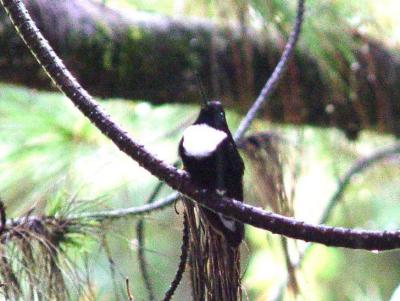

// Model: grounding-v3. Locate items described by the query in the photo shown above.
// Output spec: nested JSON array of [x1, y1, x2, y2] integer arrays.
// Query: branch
[[136, 182, 164, 301], [269, 142, 400, 300], [125, 278, 134, 301], [3, 0, 400, 251], [301, 142, 400, 255], [234, 0, 305, 140], [162, 213, 189, 301], [69, 193, 178, 221], [320, 143, 400, 224]]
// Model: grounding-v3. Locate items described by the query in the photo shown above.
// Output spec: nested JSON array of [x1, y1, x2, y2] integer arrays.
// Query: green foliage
[[0, 85, 94, 212], [0, 83, 196, 299]]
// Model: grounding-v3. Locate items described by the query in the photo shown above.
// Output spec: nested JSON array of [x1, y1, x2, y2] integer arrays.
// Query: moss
[[112, 25, 206, 102]]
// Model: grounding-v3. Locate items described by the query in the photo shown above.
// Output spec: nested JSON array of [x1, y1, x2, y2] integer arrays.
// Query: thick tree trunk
[[1, 0, 400, 137]]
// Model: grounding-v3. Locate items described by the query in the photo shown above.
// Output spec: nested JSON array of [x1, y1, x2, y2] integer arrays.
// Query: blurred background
[[0, 0, 400, 300]]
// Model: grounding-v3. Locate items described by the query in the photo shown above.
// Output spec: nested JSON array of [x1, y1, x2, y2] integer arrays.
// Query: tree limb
[[1, 0, 400, 136]]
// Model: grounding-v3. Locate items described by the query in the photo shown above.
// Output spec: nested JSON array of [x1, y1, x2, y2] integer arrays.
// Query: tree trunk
[[1, 0, 400, 137]]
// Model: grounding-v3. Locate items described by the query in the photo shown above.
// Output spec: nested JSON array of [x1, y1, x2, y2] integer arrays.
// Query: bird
[[178, 99, 245, 247]]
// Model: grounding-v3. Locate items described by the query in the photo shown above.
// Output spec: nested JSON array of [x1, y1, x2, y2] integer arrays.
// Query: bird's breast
[[181, 124, 227, 158]]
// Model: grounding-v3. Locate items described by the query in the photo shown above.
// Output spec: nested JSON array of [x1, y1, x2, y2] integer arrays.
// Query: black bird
[[178, 100, 245, 247]]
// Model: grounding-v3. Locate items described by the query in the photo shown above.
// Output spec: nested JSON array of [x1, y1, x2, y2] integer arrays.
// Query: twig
[[4, 0, 400, 251], [0, 192, 177, 228], [234, 0, 305, 140], [136, 182, 164, 301], [101, 234, 120, 301], [162, 213, 189, 301], [70, 192, 178, 221], [300, 142, 400, 255], [125, 277, 134, 301], [0, 201, 6, 234], [319, 143, 400, 225], [269, 143, 400, 300]]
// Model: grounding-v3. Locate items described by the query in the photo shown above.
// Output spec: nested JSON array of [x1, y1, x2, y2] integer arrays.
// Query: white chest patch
[[182, 124, 227, 158]]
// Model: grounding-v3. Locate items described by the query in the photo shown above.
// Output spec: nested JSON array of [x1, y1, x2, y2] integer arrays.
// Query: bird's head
[[195, 100, 228, 132]]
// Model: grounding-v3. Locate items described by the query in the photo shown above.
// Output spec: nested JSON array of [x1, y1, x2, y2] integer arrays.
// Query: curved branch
[[210, 195, 400, 251], [3, 0, 400, 251], [70, 192, 178, 221], [269, 143, 400, 300], [320, 143, 400, 224], [234, 0, 305, 140]]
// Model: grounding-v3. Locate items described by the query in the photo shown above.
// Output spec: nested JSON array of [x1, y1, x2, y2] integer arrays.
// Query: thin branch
[[101, 234, 121, 301], [162, 213, 189, 301], [125, 277, 134, 301], [0, 200, 6, 234], [136, 182, 164, 301], [234, 0, 305, 140], [0, 192, 177, 229], [320, 143, 400, 224], [300, 142, 400, 256], [270, 143, 400, 300], [3, 0, 400, 251], [70, 193, 178, 221]]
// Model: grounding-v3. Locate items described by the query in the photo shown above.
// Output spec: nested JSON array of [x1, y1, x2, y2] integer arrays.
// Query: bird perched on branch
[[179, 99, 245, 247]]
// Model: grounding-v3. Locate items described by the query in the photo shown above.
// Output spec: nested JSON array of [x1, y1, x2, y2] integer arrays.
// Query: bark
[[1, 0, 400, 137]]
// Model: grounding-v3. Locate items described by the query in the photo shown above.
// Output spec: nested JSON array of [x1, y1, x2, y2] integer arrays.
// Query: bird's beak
[[195, 72, 209, 109], [200, 96, 208, 109]]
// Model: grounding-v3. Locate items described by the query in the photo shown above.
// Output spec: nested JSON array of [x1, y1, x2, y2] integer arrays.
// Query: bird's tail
[[200, 207, 244, 248]]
